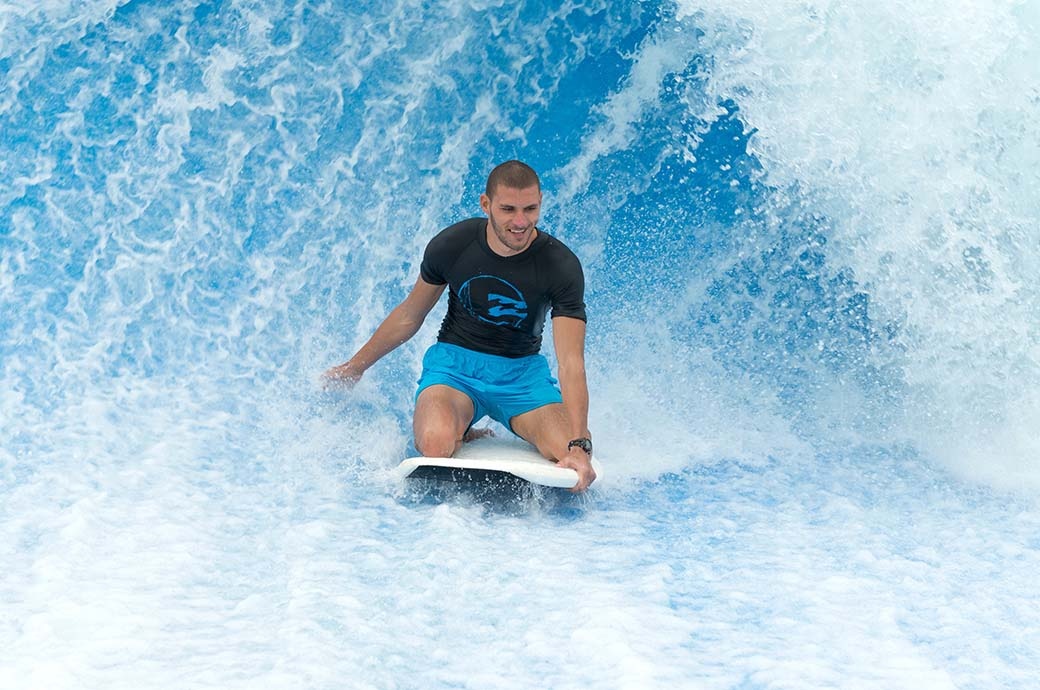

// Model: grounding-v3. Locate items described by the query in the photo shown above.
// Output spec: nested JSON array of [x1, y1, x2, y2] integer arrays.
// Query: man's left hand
[[557, 448, 596, 493]]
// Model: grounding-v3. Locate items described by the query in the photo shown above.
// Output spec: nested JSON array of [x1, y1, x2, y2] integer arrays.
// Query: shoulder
[[537, 231, 586, 318], [421, 218, 484, 284], [427, 217, 484, 252], [536, 231, 583, 272]]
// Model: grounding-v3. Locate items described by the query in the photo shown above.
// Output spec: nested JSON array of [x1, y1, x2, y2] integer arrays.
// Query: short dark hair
[[485, 160, 540, 198]]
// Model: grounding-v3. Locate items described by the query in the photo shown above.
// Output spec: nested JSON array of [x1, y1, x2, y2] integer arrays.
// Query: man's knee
[[415, 426, 458, 458], [414, 385, 473, 457]]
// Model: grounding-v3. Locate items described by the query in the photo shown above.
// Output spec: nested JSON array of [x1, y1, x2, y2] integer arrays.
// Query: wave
[[2, 0, 1037, 490]]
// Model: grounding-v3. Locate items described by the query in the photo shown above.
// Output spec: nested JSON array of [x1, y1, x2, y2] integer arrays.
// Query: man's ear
[[479, 193, 491, 215]]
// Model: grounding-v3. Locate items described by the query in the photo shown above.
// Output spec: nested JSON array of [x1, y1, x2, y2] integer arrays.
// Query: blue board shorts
[[415, 342, 562, 433]]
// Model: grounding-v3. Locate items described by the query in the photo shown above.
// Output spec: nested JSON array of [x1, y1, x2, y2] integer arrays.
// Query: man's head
[[481, 160, 542, 256], [485, 159, 540, 198]]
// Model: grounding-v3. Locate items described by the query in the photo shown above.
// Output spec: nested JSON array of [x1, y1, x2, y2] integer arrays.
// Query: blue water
[[3, 1, 1039, 688]]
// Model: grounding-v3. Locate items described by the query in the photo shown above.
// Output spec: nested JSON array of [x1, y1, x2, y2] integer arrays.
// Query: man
[[323, 160, 596, 492]]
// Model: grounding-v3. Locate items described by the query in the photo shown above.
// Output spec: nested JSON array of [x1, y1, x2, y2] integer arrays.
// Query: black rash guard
[[419, 217, 586, 358]]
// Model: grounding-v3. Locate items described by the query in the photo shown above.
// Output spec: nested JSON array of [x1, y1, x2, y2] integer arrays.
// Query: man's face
[[481, 184, 541, 256]]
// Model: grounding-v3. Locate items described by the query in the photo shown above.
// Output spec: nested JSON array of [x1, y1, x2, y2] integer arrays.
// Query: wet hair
[[485, 160, 541, 198]]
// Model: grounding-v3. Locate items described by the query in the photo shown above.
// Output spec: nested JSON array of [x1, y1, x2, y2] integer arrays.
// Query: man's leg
[[511, 403, 596, 492], [413, 384, 475, 457], [509, 403, 572, 461]]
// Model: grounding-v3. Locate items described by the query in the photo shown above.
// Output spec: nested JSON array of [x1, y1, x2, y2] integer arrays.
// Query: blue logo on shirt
[[459, 275, 528, 327]]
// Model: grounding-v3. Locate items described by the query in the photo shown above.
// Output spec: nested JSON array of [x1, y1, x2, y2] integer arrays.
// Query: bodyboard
[[396, 436, 600, 489]]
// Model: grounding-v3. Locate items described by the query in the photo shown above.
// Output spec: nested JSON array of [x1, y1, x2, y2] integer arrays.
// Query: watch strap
[[567, 437, 593, 455]]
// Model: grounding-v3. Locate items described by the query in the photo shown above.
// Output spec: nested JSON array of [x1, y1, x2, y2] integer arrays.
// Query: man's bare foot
[[462, 427, 495, 443]]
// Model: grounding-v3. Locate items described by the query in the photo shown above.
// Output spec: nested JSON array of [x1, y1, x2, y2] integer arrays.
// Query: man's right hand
[[321, 362, 363, 390]]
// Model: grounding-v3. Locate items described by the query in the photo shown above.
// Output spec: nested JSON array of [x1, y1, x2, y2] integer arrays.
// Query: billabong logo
[[459, 275, 528, 327]]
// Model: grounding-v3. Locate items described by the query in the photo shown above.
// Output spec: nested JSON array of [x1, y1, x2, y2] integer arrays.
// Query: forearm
[[341, 304, 423, 374], [324, 278, 445, 387], [558, 362, 590, 440]]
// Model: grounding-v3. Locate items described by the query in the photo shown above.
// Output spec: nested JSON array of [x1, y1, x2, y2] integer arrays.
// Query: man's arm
[[551, 316, 590, 439], [323, 277, 446, 387], [551, 315, 594, 491]]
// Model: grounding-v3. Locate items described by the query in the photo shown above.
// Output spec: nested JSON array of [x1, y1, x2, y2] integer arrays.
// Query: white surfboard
[[396, 435, 600, 489]]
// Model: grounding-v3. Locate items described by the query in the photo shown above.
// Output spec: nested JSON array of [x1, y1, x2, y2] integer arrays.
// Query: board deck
[[396, 435, 600, 489]]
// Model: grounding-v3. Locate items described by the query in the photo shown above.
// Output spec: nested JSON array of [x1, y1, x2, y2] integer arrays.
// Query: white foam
[[677, 0, 1040, 488]]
